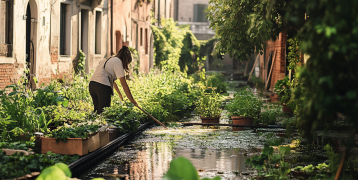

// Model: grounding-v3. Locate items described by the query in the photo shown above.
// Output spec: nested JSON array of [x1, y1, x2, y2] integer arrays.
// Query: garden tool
[[135, 105, 168, 129]]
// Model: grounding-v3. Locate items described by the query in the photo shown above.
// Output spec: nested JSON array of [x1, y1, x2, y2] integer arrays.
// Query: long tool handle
[[136, 106, 168, 129]]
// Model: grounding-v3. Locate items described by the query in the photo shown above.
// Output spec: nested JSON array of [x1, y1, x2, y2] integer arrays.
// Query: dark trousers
[[89, 81, 112, 114]]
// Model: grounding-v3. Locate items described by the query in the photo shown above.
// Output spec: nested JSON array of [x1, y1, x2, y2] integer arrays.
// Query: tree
[[207, 0, 285, 60]]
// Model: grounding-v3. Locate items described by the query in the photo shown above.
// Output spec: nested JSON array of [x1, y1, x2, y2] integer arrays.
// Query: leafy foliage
[[102, 102, 141, 133], [258, 110, 277, 125], [36, 163, 105, 180], [179, 30, 202, 74], [46, 124, 101, 142], [0, 150, 79, 179], [75, 50, 86, 74], [207, 0, 284, 59], [246, 144, 291, 178], [226, 89, 263, 118], [205, 72, 227, 93], [0, 141, 34, 151], [274, 76, 291, 105], [194, 92, 222, 118], [151, 18, 184, 71], [115, 70, 203, 124]]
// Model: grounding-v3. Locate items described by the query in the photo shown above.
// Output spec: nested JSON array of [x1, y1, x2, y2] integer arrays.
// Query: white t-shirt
[[90, 57, 125, 87]]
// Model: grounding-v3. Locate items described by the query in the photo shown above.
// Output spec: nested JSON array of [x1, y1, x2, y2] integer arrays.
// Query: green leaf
[[279, 146, 291, 155], [36, 166, 67, 180], [163, 157, 199, 180], [54, 163, 72, 177], [271, 154, 282, 164]]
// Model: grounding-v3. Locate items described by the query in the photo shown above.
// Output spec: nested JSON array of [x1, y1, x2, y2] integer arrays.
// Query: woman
[[89, 46, 137, 114]]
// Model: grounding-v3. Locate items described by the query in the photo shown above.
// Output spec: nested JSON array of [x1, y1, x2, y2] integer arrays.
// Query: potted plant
[[226, 89, 263, 129], [274, 76, 293, 113], [194, 92, 222, 123]]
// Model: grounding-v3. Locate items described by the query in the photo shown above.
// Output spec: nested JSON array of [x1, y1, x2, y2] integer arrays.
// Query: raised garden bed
[[41, 137, 89, 156]]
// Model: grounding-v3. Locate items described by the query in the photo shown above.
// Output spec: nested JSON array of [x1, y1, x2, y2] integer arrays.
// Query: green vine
[[287, 38, 300, 72], [75, 50, 86, 74]]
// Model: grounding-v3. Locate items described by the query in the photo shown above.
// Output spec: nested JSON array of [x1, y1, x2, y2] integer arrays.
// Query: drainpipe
[[110, 0, 113, 55]]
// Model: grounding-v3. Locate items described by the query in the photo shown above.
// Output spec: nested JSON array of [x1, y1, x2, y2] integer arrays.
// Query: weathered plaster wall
[[112, 0, 132, 54], [131, 0, 153, 73]]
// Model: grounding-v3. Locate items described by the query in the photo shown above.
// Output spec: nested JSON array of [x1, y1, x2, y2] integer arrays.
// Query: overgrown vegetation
[[208, 0, 358, 178]]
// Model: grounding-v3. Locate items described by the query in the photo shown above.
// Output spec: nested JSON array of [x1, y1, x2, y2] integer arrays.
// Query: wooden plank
[[265, 50, 277, 90], [247, 55, 260, 81]]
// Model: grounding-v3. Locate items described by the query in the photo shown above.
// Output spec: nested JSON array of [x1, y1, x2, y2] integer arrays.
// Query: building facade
[[174, 0, 215, 40], [0, 0, 174, 89]]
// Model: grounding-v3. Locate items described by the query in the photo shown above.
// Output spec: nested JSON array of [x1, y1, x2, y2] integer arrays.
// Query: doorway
[[81, 9, 89, 73], [26, 3, 35, 88]]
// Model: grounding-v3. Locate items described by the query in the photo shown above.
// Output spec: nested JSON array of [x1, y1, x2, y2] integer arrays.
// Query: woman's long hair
[[115, 46, 132, 74]]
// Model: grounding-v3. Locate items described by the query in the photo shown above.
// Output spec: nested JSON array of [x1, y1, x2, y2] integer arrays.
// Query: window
[[60, 3, 71, 56], [140, 28, 143, 46], [145, 28, 148, 54], [0, 0, 13, 57], [193, 4, 208, 22], [95, 11, 102, 54]]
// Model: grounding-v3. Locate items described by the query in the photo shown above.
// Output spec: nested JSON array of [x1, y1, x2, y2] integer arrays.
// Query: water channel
[[81, 114, 286, 180]]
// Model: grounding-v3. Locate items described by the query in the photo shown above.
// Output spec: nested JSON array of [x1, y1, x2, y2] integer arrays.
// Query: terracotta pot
[[282, 105, 293, 113], [41, 137, 88, 156], [272, 93, 279, 98], [231, 116, 253, 125], [231, 116, 253, 131], [270, 96, 280, 103], [200, 116, 220, 123]]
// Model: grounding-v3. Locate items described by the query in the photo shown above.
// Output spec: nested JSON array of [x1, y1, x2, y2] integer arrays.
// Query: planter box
[[99, 130, 109, 147], [109, 128, 122, 142], [41, 137, 88, 156], [88, 132, 100, 153], [1, 149, 34, 156], [200, 116, 220, 123]]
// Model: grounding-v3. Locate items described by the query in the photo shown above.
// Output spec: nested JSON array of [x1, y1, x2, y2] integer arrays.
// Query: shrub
[[226, 89, 262, 118], [206, 72, 227, 93], [194, 92, 222, 118]]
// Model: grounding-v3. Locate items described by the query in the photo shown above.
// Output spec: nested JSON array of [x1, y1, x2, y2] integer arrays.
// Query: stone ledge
[[59, 56, 72, 62], [0, 57, 14, 64]]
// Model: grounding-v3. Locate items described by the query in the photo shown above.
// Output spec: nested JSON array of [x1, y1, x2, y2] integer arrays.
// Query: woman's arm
[[118, 77, 138, 106], [113, 81, 124, 101]]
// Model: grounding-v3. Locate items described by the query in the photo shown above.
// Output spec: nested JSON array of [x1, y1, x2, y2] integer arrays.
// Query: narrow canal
[[81, 113, 286, 180]]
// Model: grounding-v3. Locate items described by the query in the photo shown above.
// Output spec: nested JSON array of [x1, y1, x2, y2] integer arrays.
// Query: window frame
[[59, 2, 72, 59], [0, 0, 14, 58], [94, 9, 102, 55]]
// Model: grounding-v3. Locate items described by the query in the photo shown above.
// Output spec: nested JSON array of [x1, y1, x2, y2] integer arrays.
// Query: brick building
[[0, 0, 174, 89], [244, 32, 288, 91]]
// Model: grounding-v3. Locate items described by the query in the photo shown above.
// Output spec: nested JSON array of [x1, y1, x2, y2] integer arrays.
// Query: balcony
[[177, 22, 215, 35]]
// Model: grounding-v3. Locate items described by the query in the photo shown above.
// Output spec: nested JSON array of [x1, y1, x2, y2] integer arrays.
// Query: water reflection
[[83, 140, 248, 180]]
